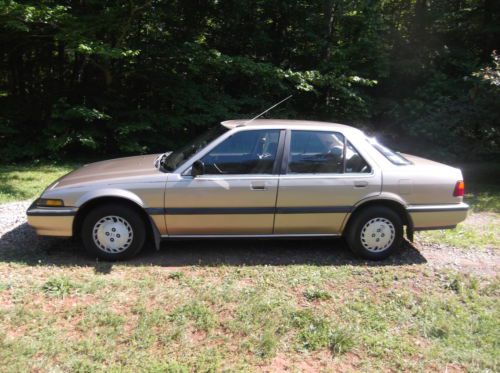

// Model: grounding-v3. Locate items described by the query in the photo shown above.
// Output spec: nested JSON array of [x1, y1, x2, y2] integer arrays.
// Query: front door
[[274, 130, 381, 234], [165, 128, 283, 235]]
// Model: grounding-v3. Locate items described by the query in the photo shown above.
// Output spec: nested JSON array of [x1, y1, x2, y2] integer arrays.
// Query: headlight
[[36, 198, 64, 207]]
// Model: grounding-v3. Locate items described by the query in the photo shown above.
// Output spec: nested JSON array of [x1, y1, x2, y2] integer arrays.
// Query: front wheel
[[346, 206, 403, 260], [81, 204, 146, 261]]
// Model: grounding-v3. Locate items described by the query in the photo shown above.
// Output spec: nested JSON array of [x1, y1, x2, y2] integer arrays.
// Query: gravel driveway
[[1, 200, 498, 275]]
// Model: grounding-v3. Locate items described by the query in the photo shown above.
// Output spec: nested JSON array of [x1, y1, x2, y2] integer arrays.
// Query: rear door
[[274, 129, 381, 234]]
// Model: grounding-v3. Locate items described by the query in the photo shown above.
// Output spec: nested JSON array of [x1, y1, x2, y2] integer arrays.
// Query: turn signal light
[[453, 181, 465, 197], [36, 198, 64, 207]]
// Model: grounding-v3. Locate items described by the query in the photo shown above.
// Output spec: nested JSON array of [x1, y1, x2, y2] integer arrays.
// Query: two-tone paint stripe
[[27, 204, 468, 217], [145, 206, 353, 215]]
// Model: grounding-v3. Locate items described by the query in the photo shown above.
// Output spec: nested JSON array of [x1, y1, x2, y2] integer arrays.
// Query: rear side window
[[345, 141, 371, 173], [287, 130, 370, 174], [368, 138, 411, 165], [288, 131, 345, 173]]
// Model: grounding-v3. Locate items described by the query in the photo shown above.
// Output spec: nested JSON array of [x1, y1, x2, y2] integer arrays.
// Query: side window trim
[[272, 129, 287, 175], [280, 129, 291, 175]]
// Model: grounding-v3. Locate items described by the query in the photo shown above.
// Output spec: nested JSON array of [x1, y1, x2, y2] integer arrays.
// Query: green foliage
[[0, 0, 499, 162]]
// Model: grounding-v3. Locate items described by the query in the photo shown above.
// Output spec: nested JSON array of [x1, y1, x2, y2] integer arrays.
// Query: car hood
[[53, 154, 162, 189]]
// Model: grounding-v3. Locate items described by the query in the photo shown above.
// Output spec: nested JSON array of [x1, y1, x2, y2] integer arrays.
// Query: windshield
[[161, 126, 228, 171], [367, 137, 412, 165]]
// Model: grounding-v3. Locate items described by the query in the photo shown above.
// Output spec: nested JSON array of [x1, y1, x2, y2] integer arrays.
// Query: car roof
[[221, 119, 363, 135]]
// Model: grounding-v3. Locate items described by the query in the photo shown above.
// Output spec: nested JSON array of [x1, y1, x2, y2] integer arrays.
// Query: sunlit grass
[[417, 215, 499, 250], [0, 164, 77, 204]]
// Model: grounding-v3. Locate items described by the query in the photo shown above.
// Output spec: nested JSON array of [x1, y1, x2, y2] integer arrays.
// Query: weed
[[303, 288, 332, 301], [256, 330, 278, 358], [168, 271, 184, 280], [42, 277, 77, 297], [170, 301, 216, 331], [328, 327, 355, 356], [290, 309, 354, 355]]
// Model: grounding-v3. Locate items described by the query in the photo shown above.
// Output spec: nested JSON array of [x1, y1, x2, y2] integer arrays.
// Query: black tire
[[81, 204, 146, 261], [346, 206, 403, 260]]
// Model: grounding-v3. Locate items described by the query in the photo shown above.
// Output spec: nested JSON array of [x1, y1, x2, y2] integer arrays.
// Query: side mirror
[[191, 160, 205, 177]]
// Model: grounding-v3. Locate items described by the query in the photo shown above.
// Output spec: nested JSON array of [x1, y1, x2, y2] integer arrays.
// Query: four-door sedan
[[27, 119, 469, 260]]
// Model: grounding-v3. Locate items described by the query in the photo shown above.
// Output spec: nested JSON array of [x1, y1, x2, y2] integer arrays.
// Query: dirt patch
[[465, 212, 499, 231], [415, 241, 499, 277], [260, 351, 360, 372]]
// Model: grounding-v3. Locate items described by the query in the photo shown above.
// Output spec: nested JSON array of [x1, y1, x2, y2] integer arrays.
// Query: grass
[[0, 265, 497, 372], [0, 163, 76, 203], [0, 162, 498, 371]]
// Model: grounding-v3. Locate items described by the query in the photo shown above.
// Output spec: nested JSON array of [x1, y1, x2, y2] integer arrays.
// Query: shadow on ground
[[0, 223, 427, 271]]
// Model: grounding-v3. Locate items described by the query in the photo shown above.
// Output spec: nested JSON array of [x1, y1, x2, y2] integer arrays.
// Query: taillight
[[453, 181, 465, 197]]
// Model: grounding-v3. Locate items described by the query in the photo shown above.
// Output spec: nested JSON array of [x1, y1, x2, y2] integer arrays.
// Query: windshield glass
[[162, 126, 228, 171], [367, 137, 412, 165]]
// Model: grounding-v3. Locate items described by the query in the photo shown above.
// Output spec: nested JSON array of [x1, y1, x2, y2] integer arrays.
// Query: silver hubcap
[[93, 216, 133, 254], [360, 217, 395, 252]]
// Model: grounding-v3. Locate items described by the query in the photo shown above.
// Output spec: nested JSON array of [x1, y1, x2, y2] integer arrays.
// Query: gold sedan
[[27, 120, 468, 260]]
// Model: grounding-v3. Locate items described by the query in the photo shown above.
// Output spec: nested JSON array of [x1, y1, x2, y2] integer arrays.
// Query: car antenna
[[242, 95, 293, 126]]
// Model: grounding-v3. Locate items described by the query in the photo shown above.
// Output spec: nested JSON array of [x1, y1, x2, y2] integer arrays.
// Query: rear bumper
[[407, 203, 469, 231], [26, 203, 77, 237]]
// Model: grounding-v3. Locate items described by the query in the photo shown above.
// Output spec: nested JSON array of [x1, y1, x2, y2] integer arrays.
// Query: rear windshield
[[367, 138, 412, 165]]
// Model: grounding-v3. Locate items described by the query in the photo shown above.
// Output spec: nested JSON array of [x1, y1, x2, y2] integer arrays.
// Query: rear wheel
[[81, 204, 146, 261], [346, 206, 403, 260]]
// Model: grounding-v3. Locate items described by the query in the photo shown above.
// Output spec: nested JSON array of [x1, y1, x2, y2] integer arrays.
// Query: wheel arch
[[343, 198, 414, 240], [73, 196, 160, 248]]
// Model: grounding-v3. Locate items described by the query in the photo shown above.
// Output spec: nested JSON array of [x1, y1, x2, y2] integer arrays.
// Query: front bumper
[[26, 202, 77, 237], [407, 202, 469, 231]]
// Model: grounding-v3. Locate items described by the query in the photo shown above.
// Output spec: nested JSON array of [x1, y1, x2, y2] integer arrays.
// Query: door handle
[[251, 182, 267, 190], [354, 181, 368, 188]]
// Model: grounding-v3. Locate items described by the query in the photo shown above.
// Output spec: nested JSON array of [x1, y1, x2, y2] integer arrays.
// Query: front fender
[[75, 188, 145, 208]]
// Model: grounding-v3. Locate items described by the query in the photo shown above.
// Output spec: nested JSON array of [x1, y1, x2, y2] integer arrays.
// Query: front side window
[[288, 131, 345, 173], [201, 129, 280, 174]]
